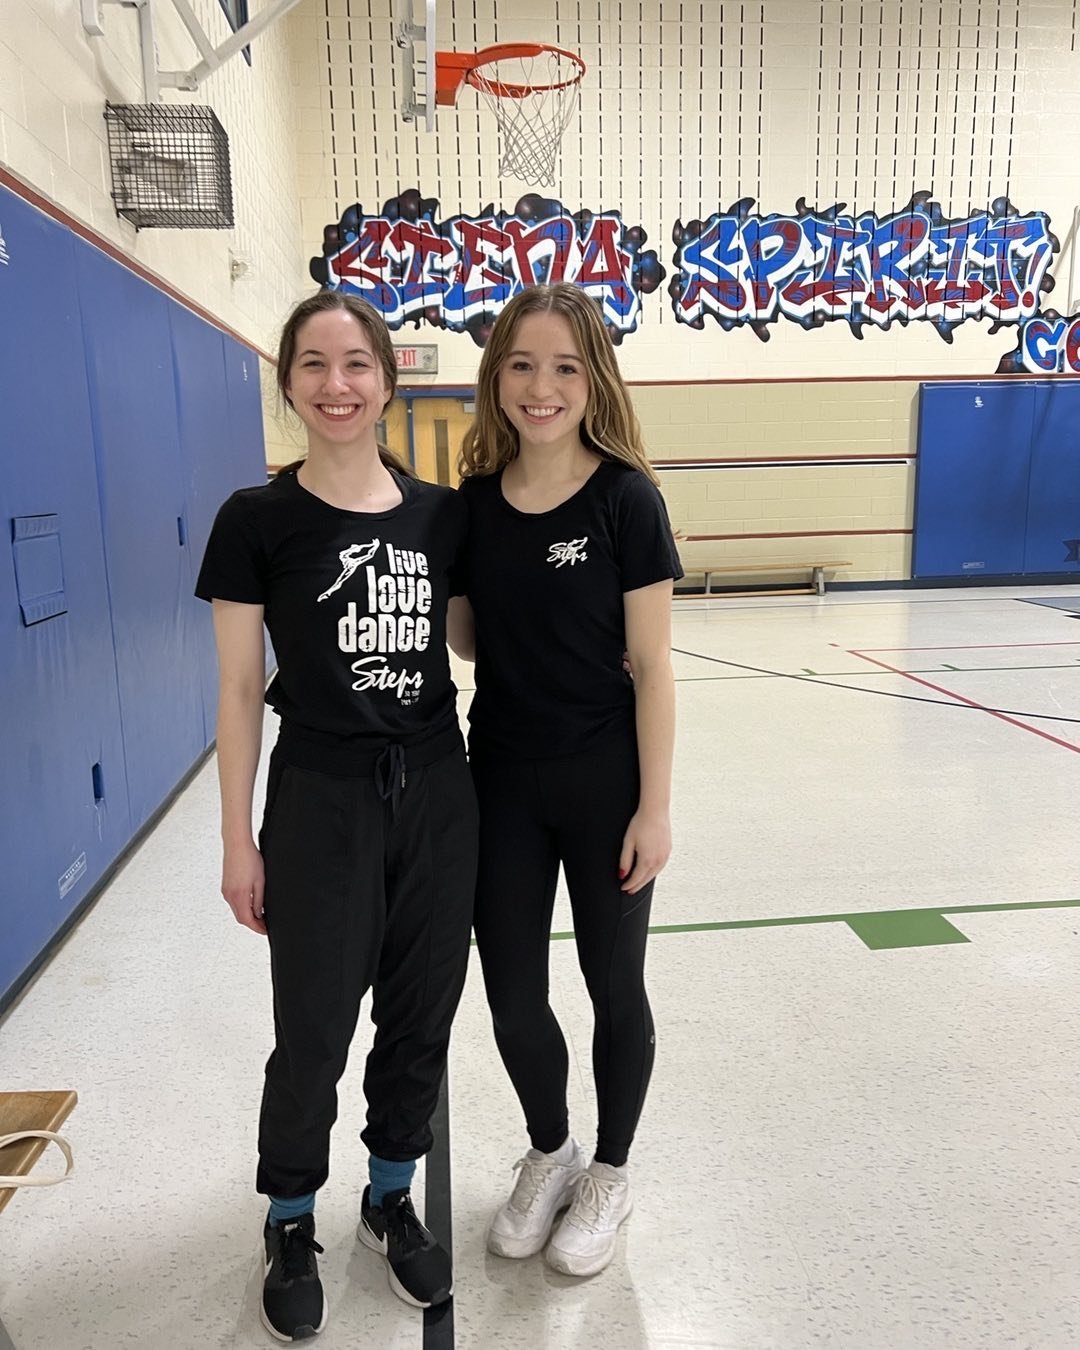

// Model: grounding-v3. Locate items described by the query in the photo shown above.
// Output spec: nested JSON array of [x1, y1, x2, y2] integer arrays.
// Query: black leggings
[[471, 733, 655, 1167]]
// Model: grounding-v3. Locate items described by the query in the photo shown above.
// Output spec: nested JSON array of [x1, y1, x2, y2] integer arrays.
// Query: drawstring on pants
[[375, 743, 406, 816]]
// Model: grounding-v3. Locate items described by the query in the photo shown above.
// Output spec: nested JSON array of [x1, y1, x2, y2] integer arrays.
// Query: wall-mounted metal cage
[[104, 103, 233, 229]]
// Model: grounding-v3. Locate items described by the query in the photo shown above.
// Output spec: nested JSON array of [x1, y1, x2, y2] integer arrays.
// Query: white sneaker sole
[[544, 1200, 634, 1278], [486, 1197, 575, 1259]]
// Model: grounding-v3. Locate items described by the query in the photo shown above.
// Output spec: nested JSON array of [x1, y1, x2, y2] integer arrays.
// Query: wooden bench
[[678, 559, 852, 598], [0, 1091, 77, 1350], [0, 1090, 77, 1214]]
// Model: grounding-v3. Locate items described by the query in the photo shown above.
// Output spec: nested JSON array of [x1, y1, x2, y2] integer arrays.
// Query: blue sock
[[267, 1192, 316, 1226], [368, 1155, 416, 1208]]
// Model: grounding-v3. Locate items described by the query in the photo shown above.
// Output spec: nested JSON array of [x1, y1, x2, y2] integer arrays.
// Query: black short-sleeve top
[[459, 459, 683, 758], [195, 469, 466, 748]]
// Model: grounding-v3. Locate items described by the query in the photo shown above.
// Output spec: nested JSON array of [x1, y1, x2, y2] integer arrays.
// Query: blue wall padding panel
[[169, 306, 233, 747], [914, 383, 1035, 579], [1023, 383, 1080, 575], [12, 515, 67, 623], [77, 246, 208, 832], [0, 180, 267, 1005], [0, 190, 131, 1002], [221, 333, 276, 679], [170, 316, 270, 740]]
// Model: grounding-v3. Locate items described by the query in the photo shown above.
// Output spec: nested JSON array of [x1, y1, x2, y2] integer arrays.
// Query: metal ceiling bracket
[[81, 0, 304, 100]]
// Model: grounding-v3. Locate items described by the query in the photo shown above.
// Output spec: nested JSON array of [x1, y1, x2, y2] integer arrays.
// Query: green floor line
[[845, 910, 969, 949], [543, 897, 1080, 951]]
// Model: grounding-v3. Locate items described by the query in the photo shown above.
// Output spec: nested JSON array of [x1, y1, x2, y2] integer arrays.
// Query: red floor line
[[847, 649, 1080, 755], [856, 641, 1080, 652]]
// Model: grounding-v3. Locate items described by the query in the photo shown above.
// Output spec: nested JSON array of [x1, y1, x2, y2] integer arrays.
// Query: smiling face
[[497, 312, 590, 456], [284, 308, 390, 450]]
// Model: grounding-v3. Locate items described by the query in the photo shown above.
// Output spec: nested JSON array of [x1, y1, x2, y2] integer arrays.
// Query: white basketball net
[[469, 49, 583, 187]]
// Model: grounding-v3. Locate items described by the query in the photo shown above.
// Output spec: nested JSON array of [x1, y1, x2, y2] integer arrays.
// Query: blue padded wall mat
[[1024, 382, 1080, 576], [221, 332, 275, 679], [76, 246, 208, 833], [0, 187, 130, 1000], [1, 184, 269, 1007], [170, 307, 235, 748], [913, 382, 1036, 579]]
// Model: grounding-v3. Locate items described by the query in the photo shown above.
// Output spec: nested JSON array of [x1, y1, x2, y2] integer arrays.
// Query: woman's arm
[[620, 579, 676, 895], [447, 595, 476, 662], [212, 598, 269, 934]]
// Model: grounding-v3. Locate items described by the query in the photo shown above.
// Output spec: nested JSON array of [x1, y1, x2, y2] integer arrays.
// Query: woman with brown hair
[[197, 292, 477, 1341], [450, 283, 681, 1278]]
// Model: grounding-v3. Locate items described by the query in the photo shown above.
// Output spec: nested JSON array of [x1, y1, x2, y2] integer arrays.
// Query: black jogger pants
[[255, 738, 478, 1199]]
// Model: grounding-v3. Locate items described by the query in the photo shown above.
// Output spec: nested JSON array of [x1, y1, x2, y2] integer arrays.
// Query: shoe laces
[[278, 1221, 324, 1282], [385, 1193, 430, 1255], [564, 1170, 623, 1234], [508, 1152, 570, 1213]]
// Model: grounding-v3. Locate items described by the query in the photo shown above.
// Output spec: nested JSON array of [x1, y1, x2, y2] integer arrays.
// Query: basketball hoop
[[435, 43, 586, 186]]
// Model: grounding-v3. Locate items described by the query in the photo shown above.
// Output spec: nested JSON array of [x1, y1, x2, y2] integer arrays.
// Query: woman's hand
[[221, 838, 267, 935], [618, 808, 671, 895]]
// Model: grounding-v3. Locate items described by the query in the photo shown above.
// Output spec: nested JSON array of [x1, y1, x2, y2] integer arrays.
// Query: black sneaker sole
[[357, 1217, 453, 1309]]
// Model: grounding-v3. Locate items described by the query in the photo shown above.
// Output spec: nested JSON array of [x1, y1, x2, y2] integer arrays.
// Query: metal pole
[[187, 0, 306, 86], [137, 0, 158, 102]]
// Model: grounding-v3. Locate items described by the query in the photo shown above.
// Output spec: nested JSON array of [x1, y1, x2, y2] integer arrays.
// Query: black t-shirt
[[460, 459, 683, 758], [195, 469, 465, 747]]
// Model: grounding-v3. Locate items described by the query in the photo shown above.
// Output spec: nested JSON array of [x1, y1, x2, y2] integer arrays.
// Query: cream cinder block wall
[[643, 381, 916, 582], [292, 0, 1079, 384], [289, 0, 1077, 581], [0, 0, 309, 379]]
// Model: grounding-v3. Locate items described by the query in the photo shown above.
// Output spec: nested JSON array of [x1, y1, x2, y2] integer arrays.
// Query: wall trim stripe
[[682, 528, 913, 541], [656, 457, 912, 469], [628, 372, 1080, 387], [655, 453, 913, 464], [0, 164, 275, 364]]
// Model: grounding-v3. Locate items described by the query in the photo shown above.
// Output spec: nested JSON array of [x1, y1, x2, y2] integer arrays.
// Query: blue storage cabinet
[[0, 193, 130, 1000], [914, 379, 1080, 579]]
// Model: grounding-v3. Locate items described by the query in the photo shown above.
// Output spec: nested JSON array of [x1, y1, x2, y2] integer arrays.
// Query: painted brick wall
[[0, 0, 307, 356]]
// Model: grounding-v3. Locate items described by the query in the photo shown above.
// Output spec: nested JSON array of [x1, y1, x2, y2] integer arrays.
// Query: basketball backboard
[[394, 0, 436, 133]]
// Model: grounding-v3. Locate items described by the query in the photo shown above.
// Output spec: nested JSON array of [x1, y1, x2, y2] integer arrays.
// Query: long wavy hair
[[458, 284, 659, 486], [274, 290, 414, 479]]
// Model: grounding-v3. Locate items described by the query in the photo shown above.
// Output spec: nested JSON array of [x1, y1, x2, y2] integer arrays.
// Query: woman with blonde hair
[[449, 283, 680, 1277]]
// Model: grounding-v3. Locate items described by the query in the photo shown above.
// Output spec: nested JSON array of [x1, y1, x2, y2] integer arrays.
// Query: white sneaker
[[545, 1160, 633, 1276], [486, 1140, 587, 1258]]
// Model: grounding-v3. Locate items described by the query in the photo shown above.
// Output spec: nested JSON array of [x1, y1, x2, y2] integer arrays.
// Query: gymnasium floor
[[3, 584, 1079, 1350]]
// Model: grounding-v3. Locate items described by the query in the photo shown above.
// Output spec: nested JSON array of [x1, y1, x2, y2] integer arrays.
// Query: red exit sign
[[394, 344, 438, 373]]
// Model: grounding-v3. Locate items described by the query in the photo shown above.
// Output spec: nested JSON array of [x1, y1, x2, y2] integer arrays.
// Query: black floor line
[[670, 647, 1080, 724], [423, 1069, 454, 1350]]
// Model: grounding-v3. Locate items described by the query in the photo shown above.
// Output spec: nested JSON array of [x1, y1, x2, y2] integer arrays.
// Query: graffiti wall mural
[[997, 312, 1080, 375], [311, 189, 1074, 372], [670, 192, 1058, 342], [310, 191, 665, 347]]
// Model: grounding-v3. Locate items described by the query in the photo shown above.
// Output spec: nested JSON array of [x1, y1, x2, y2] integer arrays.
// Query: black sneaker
[[357, 1185, 453, 1308], [260, 1213, 327, 1342]]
